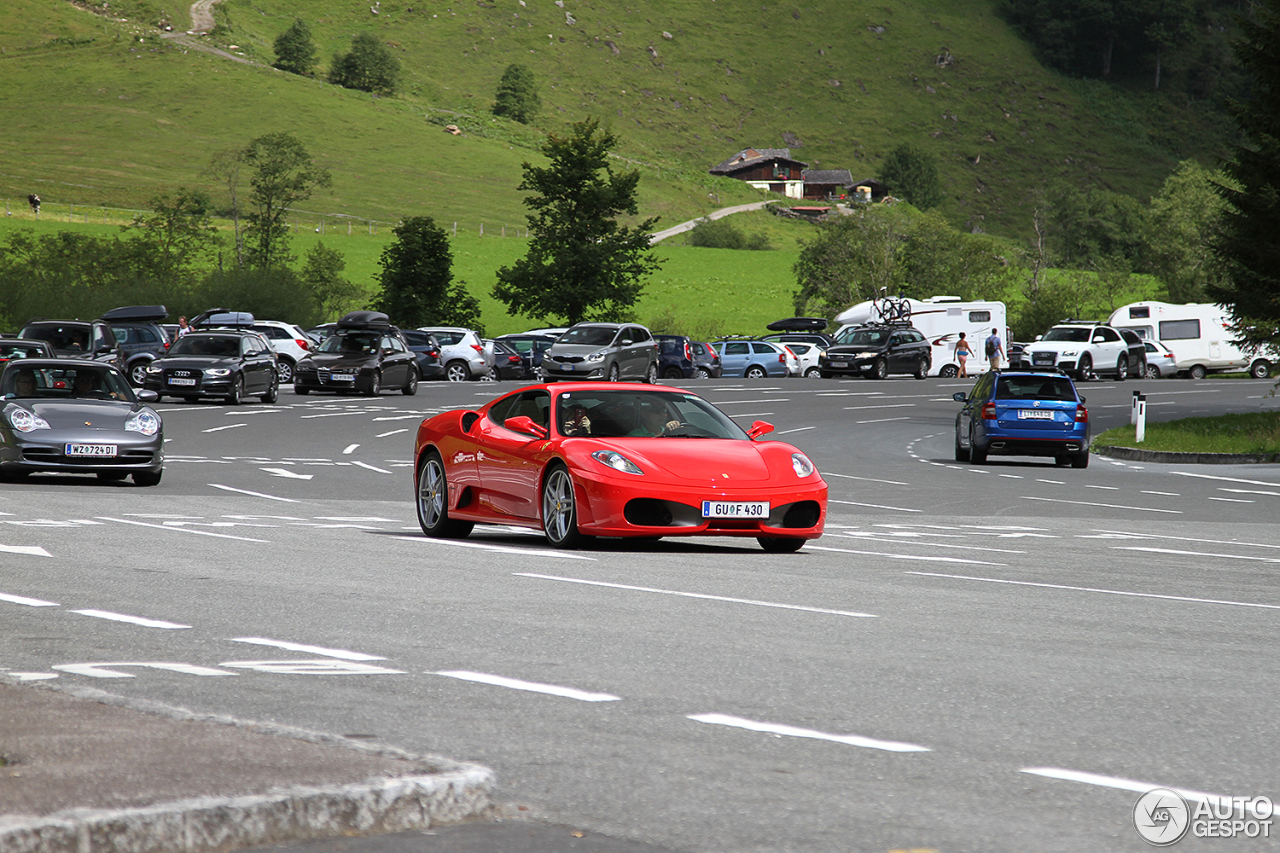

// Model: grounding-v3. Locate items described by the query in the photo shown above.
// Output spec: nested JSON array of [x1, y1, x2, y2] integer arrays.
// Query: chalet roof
[[709, 147, 808, 174], [802, 169, 854, 185], [851, 177, 889, 191]]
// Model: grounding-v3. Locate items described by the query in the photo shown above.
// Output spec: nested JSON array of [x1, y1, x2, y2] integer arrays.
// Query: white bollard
[[1131, 390, 1141, 425], [1135, 393, 1147, 443]]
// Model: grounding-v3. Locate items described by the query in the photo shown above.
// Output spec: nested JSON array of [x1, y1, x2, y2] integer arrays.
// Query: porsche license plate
[[167, 377, 196, 386], [702, 501, 768, 519], [1018, 410, 1054, 420], [65, 443, 117, 457]]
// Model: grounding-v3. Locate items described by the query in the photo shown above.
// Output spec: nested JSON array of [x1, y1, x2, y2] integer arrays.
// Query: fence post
[[1130, 390, 1141, 425], [1135, 393, 1147, 443], [479, 222, 484, 236]]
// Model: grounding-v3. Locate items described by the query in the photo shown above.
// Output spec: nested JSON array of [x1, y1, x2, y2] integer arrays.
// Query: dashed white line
[[231, 637, 385, 661], [829, 499, 921, 513], [203, 424, 247, 433], [0, 544, 52, 557], [0, 592, 59, 607], [1022, 767, 1227, 805], [71, 610, 190, 629], [98, 515, 272, 541], [907, 571, 1280, 610], [208, 485, 300, 504], [1023, 496, 1181, 513], [435, 671, 620, 702], [350, 460, 392, 474], [398, 536, 595, 560], [688, 714, 930, 753], [376, 429, 410, 438]]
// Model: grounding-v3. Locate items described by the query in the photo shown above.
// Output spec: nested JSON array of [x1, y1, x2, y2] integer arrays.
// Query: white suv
[[252, 320, 314, 384], [1021, 321, 1131, 381], [418, 326, 493, 381]]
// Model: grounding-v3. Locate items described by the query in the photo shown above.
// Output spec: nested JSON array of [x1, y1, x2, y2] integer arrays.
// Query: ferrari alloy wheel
[[416, 452, 473, 538], [403, 367, 419, 396], [758, 536, 804, 553], [226, 376, 243, 405], [542, 465, 586, 548]]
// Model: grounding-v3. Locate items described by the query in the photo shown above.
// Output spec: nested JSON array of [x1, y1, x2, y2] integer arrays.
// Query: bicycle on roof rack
[[871, 289, 912, 324]]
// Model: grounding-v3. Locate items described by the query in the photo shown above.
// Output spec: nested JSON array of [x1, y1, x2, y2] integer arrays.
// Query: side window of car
[[751, 342, 775, 355], [725, 342, 749, 356], [632, 327, 652, 343]]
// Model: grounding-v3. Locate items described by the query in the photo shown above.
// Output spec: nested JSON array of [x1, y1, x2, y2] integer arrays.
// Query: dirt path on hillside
[[160, 0, 254, 65], [188, 0, 222, 33]]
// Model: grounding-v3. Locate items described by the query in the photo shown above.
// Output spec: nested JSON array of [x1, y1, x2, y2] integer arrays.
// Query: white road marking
[[301, 411, 369, 419], [350, 460, 392, 474], [376, 429, 410, 437], [1023, 496, 1181, 513], [0, 544, 51, 557], [1084, 484, 1119, 490], [1219, 487, 1280, 496], [1140, 490, 1180, 496], [1092, 529, 1280, 551], [1113, 546, 1280, 564], [98, 515, 272, 541], [343, 444, 359, 454], [231, 637, 386, 661], [315, 516, 398, 522], [839, 532, 1024, 554], [372, 415, 425, 422], [0, 592, 59, 607], [208, 484, 300, 504], [829, 499, 921, 513], [855, 416, 912, 424], [775, 426, 816, 435], [1022, 767, 1227, 805], [1036, 479, 1065, 485], [515, 573, 876, 617], [810, 544, 1001, 565], [1208, 496, 1253, 503], [70, 610, 191, 629], [824, 472, 909, 486], [398, 536, 595, 560], [53, 662, 234, 678], [221, 659, 405, 675], [907, 571, 1280, 610], [202, 423, 247, 433], [260, 468, 314, 480], [1173, 471, 1280, 487], [435, 670, 620, 702], [688, 714, 930, 753], [842, 403, 916, 410]]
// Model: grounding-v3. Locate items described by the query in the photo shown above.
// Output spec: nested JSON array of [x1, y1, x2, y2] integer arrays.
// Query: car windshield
[[3, 365, 134, 401], [1041, 327, 1092, 343], [168, 335, 242, 357], [20, 325, 91, 350], [320, 331, 380, 354], [554, 390, 748, 439], [994, 376, 1076, 400], [0, 343, 45, 360], [559, 327, 617, 346], [834, 328, 888, 347]]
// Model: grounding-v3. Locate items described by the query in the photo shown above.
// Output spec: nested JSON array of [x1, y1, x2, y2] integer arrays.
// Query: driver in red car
[[628, 402, 680, 437]]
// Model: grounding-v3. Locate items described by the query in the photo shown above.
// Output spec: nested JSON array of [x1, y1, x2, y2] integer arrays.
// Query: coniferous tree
[[1210, 0, 1280, 349], [273, 19, 317, 77], [492, 64, 541, 124], [329, 32, 401, 95], [374, 217, 480, 329]]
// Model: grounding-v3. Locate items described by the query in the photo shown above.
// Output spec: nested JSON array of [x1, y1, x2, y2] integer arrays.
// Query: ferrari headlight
[[9, 408, 51, 432], [205, 368, 231, 377], [125, 410, 160, 436], [591, 449, 643, 475], [586, 350, 607, 363], [791, 452, 815, 478]]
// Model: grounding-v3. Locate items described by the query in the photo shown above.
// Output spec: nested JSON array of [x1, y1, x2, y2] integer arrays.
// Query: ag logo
[[1134, 788, 1191, 846]]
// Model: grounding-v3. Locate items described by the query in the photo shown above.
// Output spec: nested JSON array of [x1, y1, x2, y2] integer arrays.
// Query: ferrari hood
[[598, 438, 773, 482]]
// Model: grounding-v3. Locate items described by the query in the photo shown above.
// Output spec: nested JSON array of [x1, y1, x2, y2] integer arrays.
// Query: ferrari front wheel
[[758, 536, 804, 553], [416, 452, 473, 539], [541, 464, 589, 549]]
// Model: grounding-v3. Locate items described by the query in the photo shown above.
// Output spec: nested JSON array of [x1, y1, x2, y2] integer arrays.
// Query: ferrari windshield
[[834, 328, 889, 347], [554, 390, 748, 439]]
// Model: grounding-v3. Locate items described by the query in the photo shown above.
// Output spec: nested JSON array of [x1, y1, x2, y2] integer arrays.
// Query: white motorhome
[[833, 296, 1008, 377], [1107, 301, 1274, 379]]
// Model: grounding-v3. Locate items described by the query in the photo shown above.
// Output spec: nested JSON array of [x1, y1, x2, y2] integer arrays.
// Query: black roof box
[[336, 311, 394, 330], [767, 316, 828, 332], [100, 305, 168, 323]]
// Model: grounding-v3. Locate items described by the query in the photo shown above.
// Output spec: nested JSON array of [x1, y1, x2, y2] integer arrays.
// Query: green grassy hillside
[[0, 0, 1229, 240]]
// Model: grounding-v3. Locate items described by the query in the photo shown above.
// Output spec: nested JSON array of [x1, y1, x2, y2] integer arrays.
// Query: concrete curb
[[0, 767, 494, 853], [1092, 445, 1280, 464]]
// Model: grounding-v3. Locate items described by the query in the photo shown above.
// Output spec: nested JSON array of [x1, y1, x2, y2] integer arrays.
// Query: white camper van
[[1107, 301, 1274, 379], [833, 296, 1008, 377]]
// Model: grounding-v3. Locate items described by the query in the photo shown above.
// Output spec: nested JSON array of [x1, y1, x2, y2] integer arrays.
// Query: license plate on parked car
[[167, 377, 196, 386], [65, 444, 117, 457], [701, 501, 768, 519], [1018, 410, 1054, 419], [328, 374, 356, 382], [829, 361, 847, 368]]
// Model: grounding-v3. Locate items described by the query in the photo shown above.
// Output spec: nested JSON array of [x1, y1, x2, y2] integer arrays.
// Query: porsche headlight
[[791, 452, 815, 478], [125, 410, 161, 436], [205, 368, 231, 377], [591, 449, 643, 475], [586, 350, 608, 363], [9, 409, 51, 432]]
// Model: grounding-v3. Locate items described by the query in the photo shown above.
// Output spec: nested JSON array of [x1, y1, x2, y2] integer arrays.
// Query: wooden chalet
[[801, 169, 854, 200], [709, 148, 808, 199], [848, 178, 891, 203]]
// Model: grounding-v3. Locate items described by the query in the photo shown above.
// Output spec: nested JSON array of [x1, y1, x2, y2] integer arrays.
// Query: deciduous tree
[[492, 64, 541, 124], [273, 19, 317, 77], [239, 132, 332, 271], [1145, 160, 1229, 303], [329, 32, 400, 95], [374, 216, 480, 330], [879, 144, 943, 210], [493, 118, 660, 325]]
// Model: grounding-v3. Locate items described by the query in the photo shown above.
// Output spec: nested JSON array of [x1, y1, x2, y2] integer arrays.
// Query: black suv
[[17, 318, 124, 371], [143, 319, 279, 405], [819, 323, 931, 379], [293, 311, 419, 396], [100, 305, 172, 386]]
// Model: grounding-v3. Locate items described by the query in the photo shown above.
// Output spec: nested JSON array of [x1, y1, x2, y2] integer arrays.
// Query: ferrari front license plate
[[65, 444, 117, 457], [168, 377, 196, 386], [1018, 410, 1054, 420], [702, 501, 768, 519]]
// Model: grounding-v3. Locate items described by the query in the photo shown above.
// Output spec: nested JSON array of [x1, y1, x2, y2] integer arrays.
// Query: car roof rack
[[336, 310, 395, 331]]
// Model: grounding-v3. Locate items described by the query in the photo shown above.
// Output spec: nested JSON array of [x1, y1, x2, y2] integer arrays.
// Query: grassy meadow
[[1094, 413, 1280, 455]]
